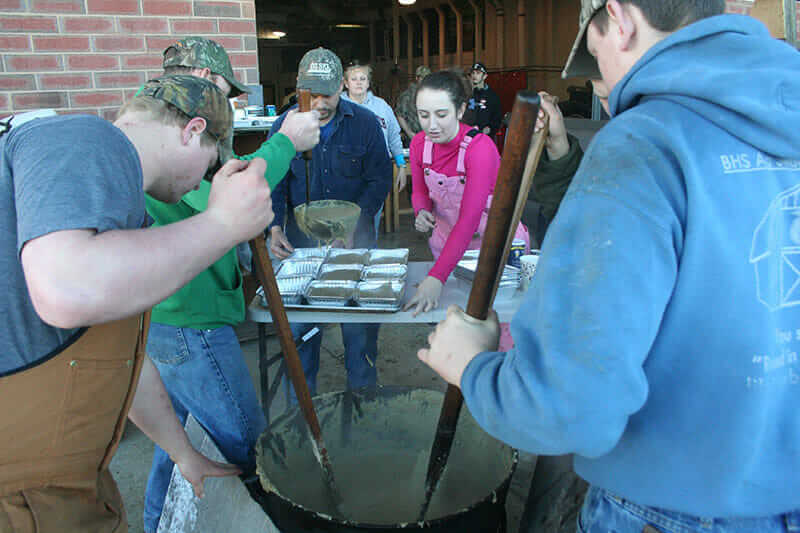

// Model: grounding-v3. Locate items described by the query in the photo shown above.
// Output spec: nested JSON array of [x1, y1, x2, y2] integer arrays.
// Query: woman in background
[[342, 60, 407, 236]]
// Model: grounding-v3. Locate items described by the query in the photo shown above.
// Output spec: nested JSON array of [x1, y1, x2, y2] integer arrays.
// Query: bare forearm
[[23, 210, 238, 328], [128, 357, 194, 463]]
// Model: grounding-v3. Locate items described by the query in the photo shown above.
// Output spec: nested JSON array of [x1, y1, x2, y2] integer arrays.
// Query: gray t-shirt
[[0, 114, 144, 375]]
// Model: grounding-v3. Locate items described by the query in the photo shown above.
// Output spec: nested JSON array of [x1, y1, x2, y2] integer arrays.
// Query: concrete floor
[[111, 212, 536, 532]]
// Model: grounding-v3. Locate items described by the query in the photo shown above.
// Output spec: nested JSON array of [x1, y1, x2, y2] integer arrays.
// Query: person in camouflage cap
[[0, 69, 275, 533], [163, 36, 250, 98], [140, 46, 323, 533], [137, 74, 234, 166], [395, 64, 431, 141]]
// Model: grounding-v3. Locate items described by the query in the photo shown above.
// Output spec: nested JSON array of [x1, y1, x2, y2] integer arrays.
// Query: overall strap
[[0, 115, 13, 139], [422, 135, 434, 165], [456, 128, 480, 174]]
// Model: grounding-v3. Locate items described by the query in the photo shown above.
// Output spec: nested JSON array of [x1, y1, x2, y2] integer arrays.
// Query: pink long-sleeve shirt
[[410, 123, 501, 283]]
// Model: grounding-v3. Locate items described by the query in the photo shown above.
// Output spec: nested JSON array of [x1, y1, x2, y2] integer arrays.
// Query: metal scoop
[[294, 199, 361, 243]]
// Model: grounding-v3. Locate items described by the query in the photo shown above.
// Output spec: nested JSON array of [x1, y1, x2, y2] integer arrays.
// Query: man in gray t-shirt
[[0, 114, 144, 373], [0, 75, 276, 530]]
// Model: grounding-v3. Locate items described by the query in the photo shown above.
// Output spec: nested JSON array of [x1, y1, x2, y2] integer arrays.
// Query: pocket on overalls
[[57, 358, 134, 454], [22, 482, 124, 533]]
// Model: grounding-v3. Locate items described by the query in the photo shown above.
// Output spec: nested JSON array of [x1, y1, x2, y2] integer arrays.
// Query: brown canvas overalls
[[0, 313, 149, 532]]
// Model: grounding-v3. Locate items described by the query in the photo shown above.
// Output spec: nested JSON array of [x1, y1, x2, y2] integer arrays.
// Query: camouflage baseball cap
[[562, 0, 606, 79], [138, 75, 234, 164], [162, 36, 250, 98], [296, 47, 343, 96]]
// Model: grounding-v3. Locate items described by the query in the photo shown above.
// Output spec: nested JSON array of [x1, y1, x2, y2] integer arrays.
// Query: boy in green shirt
[[143, 37, 320, 533]]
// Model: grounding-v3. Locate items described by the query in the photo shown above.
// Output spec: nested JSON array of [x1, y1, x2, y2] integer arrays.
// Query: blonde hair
[[344, 60, 373, 85], [117, 96, 217, 148]]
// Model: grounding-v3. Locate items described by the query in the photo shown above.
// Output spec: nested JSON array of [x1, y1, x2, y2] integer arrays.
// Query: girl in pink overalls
[[404, 70, 528, 350]]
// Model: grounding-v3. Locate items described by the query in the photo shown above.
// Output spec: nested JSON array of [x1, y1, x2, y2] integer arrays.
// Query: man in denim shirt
[[269, 47, 392, 395]]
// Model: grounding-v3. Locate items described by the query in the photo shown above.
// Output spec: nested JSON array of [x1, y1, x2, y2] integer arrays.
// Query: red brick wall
[[726, 0, 800, 40], [0, 0, 257, 119]]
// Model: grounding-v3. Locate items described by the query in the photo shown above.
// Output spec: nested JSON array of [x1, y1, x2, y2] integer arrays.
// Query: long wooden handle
[[249, 237, 344, 515], [297, 90, 312, 207], [249, 239, 321, 438], [466, 91, 541, 318], [420, 91, 542, 521], [491, 113, 549, 303], [297, 89, 313, 161]]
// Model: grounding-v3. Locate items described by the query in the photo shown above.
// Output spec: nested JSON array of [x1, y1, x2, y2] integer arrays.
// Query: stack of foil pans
[[305, 280, 357, 307], [265, 247, 410, 310], [453, 250, 520, 298]]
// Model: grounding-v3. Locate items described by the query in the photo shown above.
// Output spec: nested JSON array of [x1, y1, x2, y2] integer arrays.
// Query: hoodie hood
[[609, 15, 800, 159]]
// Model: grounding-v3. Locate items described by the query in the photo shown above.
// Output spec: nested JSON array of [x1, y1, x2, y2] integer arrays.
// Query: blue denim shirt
[[267, 98, 392, 249]]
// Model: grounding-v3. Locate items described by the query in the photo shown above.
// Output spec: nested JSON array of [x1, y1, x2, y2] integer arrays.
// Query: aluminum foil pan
[[317, 264, 363, 282], [324, 248, 369, 265], [496, 278, 520, 300], [362, 264, 408, 281], [256, 276, 313, 306], [276, 259, 323, 278], [367, 248, 409, 266], [454, 259, 520, 283], [452, 276, 519, 300], [355, 280, 405, 310], [305, 280, 357, 307], [288, 247, 329, 261]]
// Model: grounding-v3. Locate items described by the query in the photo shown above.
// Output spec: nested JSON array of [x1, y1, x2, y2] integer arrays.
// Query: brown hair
[[163, 65, 195, 76], [416, 69, 469, 110], [592, 0, 725, 34]]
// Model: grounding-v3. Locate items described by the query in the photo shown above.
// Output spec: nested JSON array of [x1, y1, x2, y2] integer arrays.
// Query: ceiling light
[[398, 0, 416, 5], [335, 23, 367, 29], [262, 30, 285, 39]]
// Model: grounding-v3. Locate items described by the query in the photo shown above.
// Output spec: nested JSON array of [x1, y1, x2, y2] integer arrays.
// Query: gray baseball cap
[[562, 0, 606, 79], [296, 47, 343, 96]]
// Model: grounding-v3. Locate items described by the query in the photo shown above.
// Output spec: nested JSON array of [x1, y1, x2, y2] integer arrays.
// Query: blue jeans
[[287, 322, 380, 399], [374, 204, 384, 239], [142, 323, 267, 533], [579, 486, 800, 533]]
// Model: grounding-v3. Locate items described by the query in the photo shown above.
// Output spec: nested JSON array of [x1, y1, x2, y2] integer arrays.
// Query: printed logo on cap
[[308, 62, 333, 76]]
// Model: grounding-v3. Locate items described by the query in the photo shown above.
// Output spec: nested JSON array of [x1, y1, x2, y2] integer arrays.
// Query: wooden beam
[[402, 14, 415, 77], [496, 3, 504, 68], [467, 0, 482, 63], [448, 0, 464, 68], [517, 0, 526, 66], [393, 2, 400, 66], [419, 11, 430, 68], [369, 20, 376, 64], [434, 4, 446, 69], [749, 0, 794, 39]]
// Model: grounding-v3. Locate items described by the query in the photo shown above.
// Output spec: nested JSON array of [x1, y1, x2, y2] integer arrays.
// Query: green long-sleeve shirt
[[146, 133, 295, 329], [533, 133, 583, 227]]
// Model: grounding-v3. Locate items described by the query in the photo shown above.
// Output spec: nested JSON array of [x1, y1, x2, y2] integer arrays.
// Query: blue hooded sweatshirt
[[461, 15, 800, 517]]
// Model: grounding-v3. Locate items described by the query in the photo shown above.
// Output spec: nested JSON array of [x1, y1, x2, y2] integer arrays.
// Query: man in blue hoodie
[[418, 1, 800, 531]]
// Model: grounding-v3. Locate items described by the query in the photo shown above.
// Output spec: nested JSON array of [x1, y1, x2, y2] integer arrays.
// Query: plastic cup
[[519, 252, 540, 291]]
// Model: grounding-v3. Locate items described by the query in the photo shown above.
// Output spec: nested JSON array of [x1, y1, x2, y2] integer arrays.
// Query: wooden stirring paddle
[[419, 91, 547, 522]]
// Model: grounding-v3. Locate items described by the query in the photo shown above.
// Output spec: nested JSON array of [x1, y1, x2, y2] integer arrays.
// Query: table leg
[[393, 165, 401, 232], [258, 323, 270, 417], [384, 194, 392, 233]]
